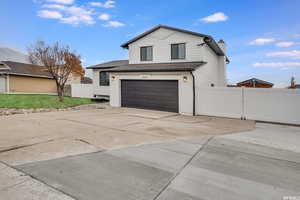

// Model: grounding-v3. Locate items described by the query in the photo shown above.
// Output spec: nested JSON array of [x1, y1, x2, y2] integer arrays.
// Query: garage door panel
[[125, 99, 178, 106], [123, 93, 178, 100], [121, 80, 179, 113]]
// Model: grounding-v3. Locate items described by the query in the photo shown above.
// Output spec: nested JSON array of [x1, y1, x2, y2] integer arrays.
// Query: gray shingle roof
[[121, 25, 211, 48], [0, 61, 53, 78], [237, 78, 274, 86], [103, 61, 206, 72], [87, 60, 129, 69]]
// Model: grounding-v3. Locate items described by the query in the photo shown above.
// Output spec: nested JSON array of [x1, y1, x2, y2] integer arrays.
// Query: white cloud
[[275, 41, 294, 47], [37, 1, 119, 26], [43, 4, 66, 9], [38, 10, 62, 19], [61, 15, 94, 25], [98, 13, 110, 20], [103, 20, 124, 27], [102, 0, 115, 8], [266, 50, 300, 59], [41, 4, 95, 25], [253, 62, 300, 68], [89, 0, 115, 8], [294, 34, 300, 38], [249, 38, 275, 45], [47, 0, 74, 4], [200, 12, 228, 23], [89, 2, 102, 6]]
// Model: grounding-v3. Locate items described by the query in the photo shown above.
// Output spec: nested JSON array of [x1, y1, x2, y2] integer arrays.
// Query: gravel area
[[0, 103, 109, 116]]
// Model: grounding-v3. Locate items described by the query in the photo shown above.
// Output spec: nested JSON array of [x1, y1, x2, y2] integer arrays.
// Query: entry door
[[0, 76, 6, 93], [121, 80, 179, 113]]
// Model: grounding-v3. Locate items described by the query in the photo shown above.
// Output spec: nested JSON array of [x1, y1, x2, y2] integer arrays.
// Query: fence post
[[241, 87, 245, 120]]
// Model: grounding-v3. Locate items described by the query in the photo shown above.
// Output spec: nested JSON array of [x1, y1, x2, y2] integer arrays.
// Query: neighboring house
[[0, 47, 82, 85], [87, 25, 228, 115], [0, 61, 83, 94], [237, 78, 274, 88], [0, 61, 57, 94], [227, 84, 238, 87], [288, 84, 300, 89], [81, 76, 93, 84], [0, 46, 82, 94], [65, 72, 82, 85]]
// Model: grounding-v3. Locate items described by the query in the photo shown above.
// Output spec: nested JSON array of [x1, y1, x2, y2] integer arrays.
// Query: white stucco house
[[87, 25, 229, 115]]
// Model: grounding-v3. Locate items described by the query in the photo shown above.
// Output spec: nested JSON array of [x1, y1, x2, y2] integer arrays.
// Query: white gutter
[[8, 73, 53, 79]]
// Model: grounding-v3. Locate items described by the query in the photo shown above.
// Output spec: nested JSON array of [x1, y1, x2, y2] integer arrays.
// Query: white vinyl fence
[[196, 87, 300, 125], [71, 84, 93, 98]]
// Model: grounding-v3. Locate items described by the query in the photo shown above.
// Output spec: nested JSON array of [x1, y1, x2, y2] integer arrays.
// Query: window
[[140, 46, 153, 61], [99, 71, 109, 86], [171, 43, 186, 59]]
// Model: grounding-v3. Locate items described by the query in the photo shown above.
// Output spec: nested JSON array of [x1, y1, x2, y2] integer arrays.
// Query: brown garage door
[[121, 80, 179, 113]]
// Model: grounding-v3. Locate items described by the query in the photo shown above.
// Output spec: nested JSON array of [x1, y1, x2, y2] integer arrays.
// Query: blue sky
[[1, 0, 300, 87]]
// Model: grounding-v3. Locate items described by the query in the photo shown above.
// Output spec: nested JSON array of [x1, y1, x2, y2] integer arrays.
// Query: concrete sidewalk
[[13, 123, 300, 200]]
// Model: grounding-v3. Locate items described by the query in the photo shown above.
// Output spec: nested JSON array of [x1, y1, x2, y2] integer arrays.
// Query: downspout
[[190, 71, 195, 116]]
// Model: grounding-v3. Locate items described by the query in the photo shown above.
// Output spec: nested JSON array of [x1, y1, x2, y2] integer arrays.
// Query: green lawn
[[0, 94, 94, 109]]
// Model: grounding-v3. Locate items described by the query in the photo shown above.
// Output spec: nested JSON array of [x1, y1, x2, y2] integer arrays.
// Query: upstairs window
[[171, 43, 186, 59], [99, 71, 109, 86], [140, 46, 153, 61]]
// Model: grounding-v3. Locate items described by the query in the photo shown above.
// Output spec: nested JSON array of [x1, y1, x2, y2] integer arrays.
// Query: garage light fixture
[[183, 76, 188, 82]]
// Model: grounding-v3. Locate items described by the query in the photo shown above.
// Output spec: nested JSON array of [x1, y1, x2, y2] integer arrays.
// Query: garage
[[121, 80, 179, 112]]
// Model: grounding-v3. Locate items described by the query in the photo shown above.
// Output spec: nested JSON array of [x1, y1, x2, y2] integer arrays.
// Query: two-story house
[[87, 25, 229, 115]]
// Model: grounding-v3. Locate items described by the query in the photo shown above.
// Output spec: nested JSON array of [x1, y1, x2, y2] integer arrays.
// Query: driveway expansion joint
[[210, 141, 300, 165], [0, 160, 78, 200], [152, 136, 214, 200], [0, 139, 56, 154]]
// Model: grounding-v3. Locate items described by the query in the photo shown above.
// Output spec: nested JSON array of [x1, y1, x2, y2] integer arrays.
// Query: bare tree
[[28, 41, 84, 101], [290, 76, 296, 89]]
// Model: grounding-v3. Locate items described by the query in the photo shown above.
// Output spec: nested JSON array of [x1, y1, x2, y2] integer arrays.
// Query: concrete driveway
[[1, 108, 299, 199], [0, 107, 253, 165]]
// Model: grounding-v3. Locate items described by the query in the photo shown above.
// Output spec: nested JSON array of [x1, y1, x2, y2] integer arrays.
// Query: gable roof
[[87, 60, 129, 69], [237, 78, 274, 86], [121, 25, 211, 48], [120, 25, 228, 62], [103, 61, 206, 73], [0, 61, 53, 79]]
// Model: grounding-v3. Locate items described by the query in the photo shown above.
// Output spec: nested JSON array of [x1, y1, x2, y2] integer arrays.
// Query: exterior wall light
[[183, 76, 188, 82], [111, 76, 116, 80]]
